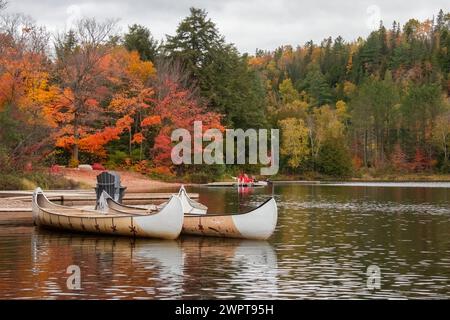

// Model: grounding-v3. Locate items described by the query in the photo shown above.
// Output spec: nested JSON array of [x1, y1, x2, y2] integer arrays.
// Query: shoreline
[[60, 168, 183, 192], [268, 174, 450, 183]]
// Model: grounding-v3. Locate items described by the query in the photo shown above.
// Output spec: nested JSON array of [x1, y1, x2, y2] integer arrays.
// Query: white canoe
[[207, 181, 268, 187], [177, 185, 208, 214], [32, 188, 183, 239], [104, 186, 208, 215], [103, 186, 278, 240], [182, 197, 277, 240]]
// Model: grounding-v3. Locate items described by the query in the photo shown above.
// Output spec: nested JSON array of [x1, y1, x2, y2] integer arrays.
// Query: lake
[[0, 182, 449, 299]]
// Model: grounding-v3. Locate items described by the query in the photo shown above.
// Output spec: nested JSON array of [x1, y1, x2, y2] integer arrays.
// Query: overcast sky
[[3, 0, 448, 53]]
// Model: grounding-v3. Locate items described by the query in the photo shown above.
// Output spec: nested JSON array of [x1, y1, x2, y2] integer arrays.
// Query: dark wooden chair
[[95, 171, 126, 209]]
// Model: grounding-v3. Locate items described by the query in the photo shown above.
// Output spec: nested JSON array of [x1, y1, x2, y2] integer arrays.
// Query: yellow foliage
[[343, 81, 356, 97], [310, 106, 345, 158], [109, 48, 156, 84], [314, 105, 344, 141], [279, 78, 299, 104], [335, 100, 350, 122], [127, 51, 156, 83], [279, 117, 310, 169]]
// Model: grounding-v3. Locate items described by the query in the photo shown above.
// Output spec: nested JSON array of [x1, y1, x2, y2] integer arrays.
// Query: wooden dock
[[0, 190, 199, 212]]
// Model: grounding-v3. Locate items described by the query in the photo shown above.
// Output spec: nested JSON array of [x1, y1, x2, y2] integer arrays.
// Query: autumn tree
[[276, 78, 308, 121], [51, 18, 119, 165], [150, 79, 223, 171], [279, 118, 310, 171], [106, 49, 223, 174], [0, 14, 53, 170], [107, 47, 157, 159]]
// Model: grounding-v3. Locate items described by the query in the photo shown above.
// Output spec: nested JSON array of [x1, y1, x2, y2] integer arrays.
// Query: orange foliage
[[108, 47, 156, 83], [116, 115, 134, 130], [1, 34, 223, 169], [409, 148, 432, 172], [352, 155, 363, 170], [248, 55, 270, 68], [141, 115, 161, 127], [151, 80, 223, 167], [0, 44, 55, 126], [133, 160, 150, 173], [45, 47, 157, 158], [131, 132, 145, 144], [77, 127, 123, 156]]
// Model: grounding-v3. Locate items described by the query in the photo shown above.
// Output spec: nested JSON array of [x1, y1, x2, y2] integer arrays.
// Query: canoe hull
[[182, 198, 278, 240], [32, 189, 183, 240], [183, 215, 242, 238], [99, 187, 278, 240]]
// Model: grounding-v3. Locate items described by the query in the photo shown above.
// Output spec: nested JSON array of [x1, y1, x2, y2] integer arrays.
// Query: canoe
[[103, 186, 278, 240], [182, 197, 277, 240], [206, 181, 268, 187], [177, 185, 208, 214], [32, 188, 183, 239], [100, 186, 208, 215]]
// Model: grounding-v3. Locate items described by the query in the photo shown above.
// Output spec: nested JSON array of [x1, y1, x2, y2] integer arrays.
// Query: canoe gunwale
[[32, 188, 184, 239], [36, 192, 149, 218], [184, 197, 275, 217], [104, 188, 275, 218], [105, 197, 153, 215]]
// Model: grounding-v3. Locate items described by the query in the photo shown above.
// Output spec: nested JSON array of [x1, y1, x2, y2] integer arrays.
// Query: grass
[[0, 171, 81, 190]]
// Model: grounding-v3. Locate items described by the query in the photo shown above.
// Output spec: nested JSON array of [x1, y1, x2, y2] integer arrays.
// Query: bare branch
[[76, 17, 119, 46], [0, 1, 7, 11], [0, 13, 50, 55]]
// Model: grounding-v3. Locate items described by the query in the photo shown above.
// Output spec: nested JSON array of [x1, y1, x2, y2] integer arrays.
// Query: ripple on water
[[0, 184, 449, 299]]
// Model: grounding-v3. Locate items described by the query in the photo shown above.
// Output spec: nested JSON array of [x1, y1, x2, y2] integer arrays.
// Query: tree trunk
[[363, 129, 368, 167], [129, 129, 132, 156], [444, 134, 448, 164], [72, 111, 79, 166]]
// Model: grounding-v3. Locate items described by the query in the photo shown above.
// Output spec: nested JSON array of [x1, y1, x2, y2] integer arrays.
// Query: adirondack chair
[[95, 171, 127, 209]]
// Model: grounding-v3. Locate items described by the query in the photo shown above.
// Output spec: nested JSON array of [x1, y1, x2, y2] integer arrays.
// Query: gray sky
[[3, 0, 448, 53]]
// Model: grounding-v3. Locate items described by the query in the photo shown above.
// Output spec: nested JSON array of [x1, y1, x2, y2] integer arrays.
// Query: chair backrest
[[95, 171, 126, 208]]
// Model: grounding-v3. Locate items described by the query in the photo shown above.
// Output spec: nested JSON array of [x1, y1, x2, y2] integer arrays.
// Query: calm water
[[0, 183, 449, 299]]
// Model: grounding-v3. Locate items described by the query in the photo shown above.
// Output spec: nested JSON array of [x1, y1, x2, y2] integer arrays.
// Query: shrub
[[68, 158, 79, 168], [92, 163, 106, 171], [316, 140, 352, 178], [0, 174, 24, 190], [106, 150, 129, 168]]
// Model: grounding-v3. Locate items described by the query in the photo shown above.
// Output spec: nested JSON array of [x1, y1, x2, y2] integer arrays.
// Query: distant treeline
[[0, 4, 449, 180]]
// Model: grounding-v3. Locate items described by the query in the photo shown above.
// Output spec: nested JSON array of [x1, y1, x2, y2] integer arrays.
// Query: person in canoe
[[237, 173, 254, 185]]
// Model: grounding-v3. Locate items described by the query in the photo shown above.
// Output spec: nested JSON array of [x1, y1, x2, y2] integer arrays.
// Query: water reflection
[[0, 183, 449, 299], [3, 229, 277, 299]]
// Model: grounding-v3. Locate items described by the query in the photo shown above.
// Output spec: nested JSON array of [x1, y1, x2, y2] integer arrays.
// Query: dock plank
[[3, 192, 199, 202]]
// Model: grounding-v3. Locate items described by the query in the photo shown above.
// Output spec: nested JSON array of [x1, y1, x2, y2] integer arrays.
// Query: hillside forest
[[0, 2, 449, 185]]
